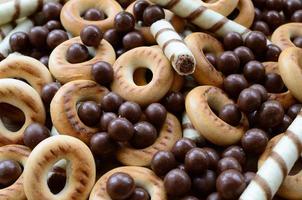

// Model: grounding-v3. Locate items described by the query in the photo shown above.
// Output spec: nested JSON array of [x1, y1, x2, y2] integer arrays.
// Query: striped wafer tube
[[182, 113, 205, 143], [0, 23, 14, 42], [239, 113, 302, 200], [0, 18, 33, 58], [150, 19, 196, 75]]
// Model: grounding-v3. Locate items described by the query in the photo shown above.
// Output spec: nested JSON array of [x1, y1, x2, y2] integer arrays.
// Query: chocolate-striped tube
[[240, 113, 302, 200], [0, 18, 33, 58], [182, 113, 205, 143], [0, 23, 14, 42], [150, 19, 196, 75]]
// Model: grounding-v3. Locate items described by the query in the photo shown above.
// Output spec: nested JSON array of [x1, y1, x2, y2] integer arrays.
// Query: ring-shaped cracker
[[50, 80, 109, 144], [185, 32, 224, 87], [272, 23, 302, 50], [233, 0, 254, 28], [0, 145, 30, 200], [49, 37, 115, 84], [23, 135, 96, 200], [89, 166, 166, 200], [111, 46, 174, 106], [117, 113, 182, 166], [200, 0, 239, 16], [186, 86, 248, 146], [60, 0, 123, 36], [0, 78, 45, 146], [263, 62, 296, 109]]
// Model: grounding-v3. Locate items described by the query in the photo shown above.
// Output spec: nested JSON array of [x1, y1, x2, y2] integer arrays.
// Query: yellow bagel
[[272, 23, 302, 50]]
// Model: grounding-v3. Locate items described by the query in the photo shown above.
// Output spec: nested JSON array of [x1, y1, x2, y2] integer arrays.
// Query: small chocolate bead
[[47, 167, 66, 194], [142, 5, 165, 26], [40, 56, 49, 67], [41, 82, 60, 105], [217, 51, 240, 75], [216, 169, 246, 199], [256, 100, 284, 128], [241, 128, 268, 154], [265, 44, 281, 62], [243, 172, 256, 185], [108, 118, 134, 141], [192, 170, 216, 196], [103, 29, 122, 48], [0, 160, 22, 186], [218, 104, 242, 126], [207, 193, 223, 200], [114, 11, 135, 33], [243, 60, 265, 83], [66, 43, 89, 64], [222, 146, 246, 166], [106, 172, 135, 200], [23, 123, 50, 149], [291, 10, 302, 22], [128, 187, 150, 200], [145, 103, 167, 128], [263, 10, 284, 30], [46, 29, 68, 49], [42, 2, 62, 20], [164, 169, 191, 197], [283, 0, 302, 17], [45, 20, 62, 31], [217, 157, 242, 174], [83, 8, 106, 21], [78, 101, 102, 127], [252, 21, 270, 36], [203, 147, 220, 170], [266, 0, 283, 11], [253, 0, 266, 8], [100, 112, 117, 131], [185, 148, 209, 175], [91, 61, 113, 86], [237, 88, 262, 113], [249, 84, 268, 102], [254, 8, 262, 21], [264, 73, 284, 93], [133, 0, 150, 21], [122, 31, 145, 50], [245, 31, 267, 54], [80, 25, 103, 47], [181, 196, 200, 200], [9, 32, 29, 52], [223, 32, 243, 50], [151, 150, 177, 176], [233, 46, 255, 66], [116, 48, 125, 57], [90, 132, 116, 156], [293, 37, 302, 48], [172, 138, 196, 161], [101, 92, 123, 112], [205, 53, 217, 67], [29, 26, 49, 48], [118, 101, 142, 123], [223, 74, 248, 98], [273, 114, 293, 134], [287, 104, 302, 119], [164, 92, 185, 114], [130, 121, 157, 149]]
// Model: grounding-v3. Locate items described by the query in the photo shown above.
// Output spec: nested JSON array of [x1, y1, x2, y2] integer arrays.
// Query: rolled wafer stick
[[0, 23, 14, 42], [239, 112, 302, 200], [182, 112, 205, 144], [150, 19, 196, 75]]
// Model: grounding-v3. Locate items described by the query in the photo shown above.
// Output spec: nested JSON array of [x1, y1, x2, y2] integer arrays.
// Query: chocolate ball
[[9, 32, 29, 52], [23, 123, 50, 149], [164, 169, 191, 197], [253, 0, 266, 8], [252, 21, 270, 36], [142, 5, 165, 26], [45, 20, 62, 31], [42, 2, 62, 20], [90, 132, 116, 156], [223, 32, 243, 50], [184, 148, 209, 175], [41, 82, 60, 105], [151, 150, 177, 176], [133, 0, 150, 21], [243, 61, 265, 83], [130, 121, 157, 149], [205, 53, 217, 67], [118, 101, 142, 123], [116, 48, 125, 57], [145, 103, 167, 128], [254, 8, 263, 21], [223, 74, 248, 98], [283, 0, 302, 17], [233, 46, 255, 66], [243, 172, 256, 185], [245, 31, 267, 54], [237, 88, 262, 113], [172, 138, 196, 161], [222, 146, 246, 166], [83, 8, 106, 21], [257, 100, 284, 128], [106, 172, 135, 200], [266, 0, 283, 11], [241, 128, 268, 154], [122, 31, 145, 50], [249, 84, 268, 102], [207, 193, 223, 200], [0, 160, 22, 186], [263, 11, 284, 30], [29, 26, 49, 48], [216, 169, 246, 199], [192, 170, 216, 195], [291, 10, 302, 22], [218, 104, 242, 126], [40, 56, 49, 67], [66, 43, 89, 64], [80, 25, 103, 47], [127, 187, 150, 200], [46, 29, 68, 49], [108, 118, 134, 141], [264, 73, 285, 93], [91, 61, 113, 86], [265, 44, 281, 62], [217, 51, 240, 75], [103, 29, 122, 48], [78, 101, 102, 127], [114, 11, 135, 33], [101, 92, 123, 112], [273, 115, 293, 134], [293, 37, 302, 48], [164, 92, 185, 114], [287, 104, 302, 119], [100, 112, 117, 131], [47, 167, 66, 194], [203, 147, 220, 170], [217, 157, 242, 174]]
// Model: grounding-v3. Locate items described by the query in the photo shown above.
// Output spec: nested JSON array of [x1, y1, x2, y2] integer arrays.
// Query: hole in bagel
[[133, 68, 153, 86], [0, 159, 23, 189], [47, 160, 67, 194], [0, 103, 25, 132], [227, 8, 240, 20], [289, 157, 302, 176], [207, 96, 220, 116]]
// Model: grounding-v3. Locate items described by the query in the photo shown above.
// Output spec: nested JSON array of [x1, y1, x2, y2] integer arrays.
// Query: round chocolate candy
[[222, 146, 246, 166], [66, 43, 89, 64], [78, 101, 102, 127], [80, 25, 103, 47], [205, 53, 217, 67], [217, 157, 242, 174], [241, 128, 268, 154], [23, 123, 51, 149], [223, 32, 243, 50], [256, 100, 284, 128], [127, 187, 150, 200], [249, 84, 268, 102], [0, 160, 22, 186], [164, 92, 185, 114], [114, 11, 135, 33], [291, 10, 302, 22], [273, 115, 293, 134], [142, 5, 165, 26], [103, 29, 121, 48], [293, 37, 302, 48], [216, 51, 240, 75], [83, 8, 106, 21], [185, 148, 209, 175], [44, 20, 62, 31], [233, 46, 255, 66], [9, 32, 29, 52], [40, 56, 49, 67], [41, 82, 60, 105], [223, 74, 248, 98], [133, 0, 150, 21], [206, 192, 223, 200], [91, 61, 114, 86], [237, 88, 262, 113], [90, 132, 116, 156], [243, 172, 256, 185], [218, 104, 242, 126], [164, 169, 191, 197], [266, 0, 283, 11], [151, 150, 177, 176], [245, 31, 267, 54], [118, 101, 142, 123], [101, 92, 123, 112], [263, 11, 284, 30], [42, 2, 62, 20], [47, 167, 66, 194], [252, 21, 270, 36], [46, 29, 68, 49], [122, 31, 145, 50], [192, 170, 216, 196], [283, 0, 302, 17], [29, 26, 49, 48], [144, 103, 167, 128], [130, 121, 157, 149], [106, 172, 136, 200], [108, 118, 134, 142], [172, 138, 196, 161], [100, 112, 117, 131], [287, 104, 302, 119], [203, 147, 220, 170], [265, 44, 281, 62], [243, 61, 265, 83]]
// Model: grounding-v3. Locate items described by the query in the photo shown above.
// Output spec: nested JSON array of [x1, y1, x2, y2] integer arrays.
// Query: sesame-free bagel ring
[[185, 32, 224, 87], [186, 86, 249, 146], [232, 0, 255, 28], [111, 46, 174, 106], [24, 135, 96, 200], [0, 145, 31, 200], [60, 0, 123, 36], [0, 78, 45, 146], [117, 113, 182, 166], [49, 37, 115, 84], [50, 80, 109, 144], [89, 166, 166, 200], [278, 47, 302, 103], [272, 23, 302, 50], [200, 0, 238, 16], [263, 62, 296, 109]]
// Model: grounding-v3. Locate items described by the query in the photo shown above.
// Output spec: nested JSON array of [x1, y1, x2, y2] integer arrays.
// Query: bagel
[[272, 23, 302, 50]]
